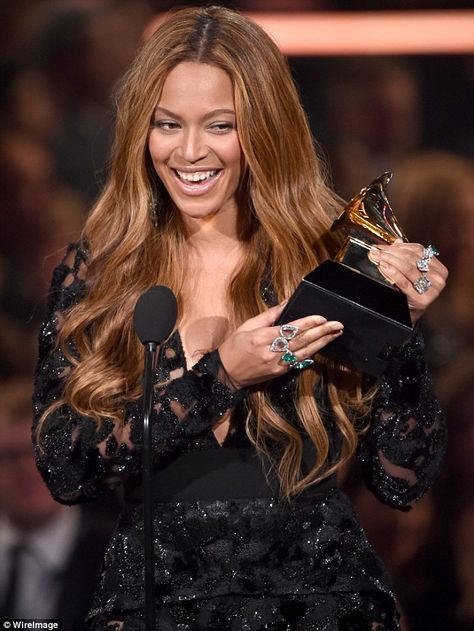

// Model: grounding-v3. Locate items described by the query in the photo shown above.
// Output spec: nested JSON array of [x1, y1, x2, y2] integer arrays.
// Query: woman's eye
[[209, 122, 235, 133], [153, 120, 179, 131]]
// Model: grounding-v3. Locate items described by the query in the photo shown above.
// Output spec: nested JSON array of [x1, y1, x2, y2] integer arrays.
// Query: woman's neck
[[187, 234, 244, 270], [182, 202, 243, 259], [185, 220, 244, 269]]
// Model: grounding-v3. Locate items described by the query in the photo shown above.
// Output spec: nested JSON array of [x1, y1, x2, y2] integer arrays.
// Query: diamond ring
[[413, 275, 432, 294]]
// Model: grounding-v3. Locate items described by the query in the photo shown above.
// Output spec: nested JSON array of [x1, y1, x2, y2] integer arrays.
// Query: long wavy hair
[[41, 6, 372, 498]]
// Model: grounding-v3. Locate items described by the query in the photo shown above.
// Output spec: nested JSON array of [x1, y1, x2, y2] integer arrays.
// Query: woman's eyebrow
[[153, 106, 236, 120]]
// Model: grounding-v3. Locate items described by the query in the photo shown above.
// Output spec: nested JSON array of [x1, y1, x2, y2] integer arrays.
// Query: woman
[[33, 6, 448, 630]]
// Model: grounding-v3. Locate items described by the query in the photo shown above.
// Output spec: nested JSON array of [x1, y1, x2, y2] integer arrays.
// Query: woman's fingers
[[295, 323, 344, 359], [367, 242, 448, 321], [281, 318, 344, 353], [267, 316, 344, 363]]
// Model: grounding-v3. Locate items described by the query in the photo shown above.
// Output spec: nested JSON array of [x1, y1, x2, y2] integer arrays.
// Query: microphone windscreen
[[133, 286, 178, 344]]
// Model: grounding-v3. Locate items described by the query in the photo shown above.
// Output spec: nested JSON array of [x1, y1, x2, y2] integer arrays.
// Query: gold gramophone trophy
[[278, 172, 413, 376]]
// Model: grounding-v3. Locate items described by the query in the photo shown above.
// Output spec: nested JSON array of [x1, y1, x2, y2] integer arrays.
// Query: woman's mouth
[[172, 169, 222, 195], [175, 169, 219, 183]]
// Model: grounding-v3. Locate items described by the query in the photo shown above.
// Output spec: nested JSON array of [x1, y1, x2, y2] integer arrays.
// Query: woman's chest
[[179, 274, 233, 370]]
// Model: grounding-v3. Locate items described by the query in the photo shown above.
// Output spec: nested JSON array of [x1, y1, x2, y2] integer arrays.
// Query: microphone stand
[[142, 341, 157, 630], [134, 284, 177, 630]]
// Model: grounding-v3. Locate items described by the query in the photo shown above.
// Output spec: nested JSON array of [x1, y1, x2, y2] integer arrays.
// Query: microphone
[[133, 285, 177, 345], [133, 285, 177, 631]]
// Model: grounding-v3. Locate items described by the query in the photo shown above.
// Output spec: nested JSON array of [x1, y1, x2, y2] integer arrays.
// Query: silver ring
[[270, 336, 289, 353], [422, 244, 439, 260], [279, 324, 298, 340], [413, 275, 432, 294], [416, 257, 430, 273], [270, 324, 299, 353]]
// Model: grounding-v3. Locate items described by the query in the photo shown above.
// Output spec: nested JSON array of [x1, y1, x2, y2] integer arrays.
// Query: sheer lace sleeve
[[357, 327, 447, 510], [32, 244, 242, 505]]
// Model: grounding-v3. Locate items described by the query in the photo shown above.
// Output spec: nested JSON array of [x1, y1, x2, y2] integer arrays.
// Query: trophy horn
[[331, 172, 407, 244]]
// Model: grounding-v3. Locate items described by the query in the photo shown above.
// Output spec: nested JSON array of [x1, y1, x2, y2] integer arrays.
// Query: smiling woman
[[32, 5, 447, 630], [148, 62, 242, 222]]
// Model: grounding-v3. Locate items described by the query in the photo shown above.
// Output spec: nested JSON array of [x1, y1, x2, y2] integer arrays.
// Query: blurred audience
[[33, 0, 152, 203], [0, 262, 36, 379], [0, 0, 152, 377], [391, 150, 474, 373], [0, 129, 85, 377], [321, 57, 422, 198], [0, 378, 118, 627], [434, 353, 474, 631]]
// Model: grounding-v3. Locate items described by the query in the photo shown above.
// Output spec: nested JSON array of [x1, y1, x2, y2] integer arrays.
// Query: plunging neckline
[[175, 328, 203, 372]]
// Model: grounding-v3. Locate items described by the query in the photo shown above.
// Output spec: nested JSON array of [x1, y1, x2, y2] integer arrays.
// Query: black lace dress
[[33, 244, 447, 631]]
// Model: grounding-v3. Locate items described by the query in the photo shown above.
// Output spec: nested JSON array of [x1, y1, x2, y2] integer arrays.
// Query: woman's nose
[[179, 128, 208, 163]]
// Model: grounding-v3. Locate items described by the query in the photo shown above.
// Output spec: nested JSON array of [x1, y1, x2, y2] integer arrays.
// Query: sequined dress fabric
[[33, 244, 447, 630]]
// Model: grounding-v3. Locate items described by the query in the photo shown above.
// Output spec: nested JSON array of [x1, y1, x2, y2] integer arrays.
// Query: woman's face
[[148, 61, 242, 226]]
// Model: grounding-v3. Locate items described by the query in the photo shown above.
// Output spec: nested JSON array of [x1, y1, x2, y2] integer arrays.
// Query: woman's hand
[[368, 240, 448, 324], [218, 302, 344, 389]]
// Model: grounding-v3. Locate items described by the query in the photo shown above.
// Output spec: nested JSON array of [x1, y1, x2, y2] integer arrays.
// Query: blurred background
[[0, 1, 472, 628]]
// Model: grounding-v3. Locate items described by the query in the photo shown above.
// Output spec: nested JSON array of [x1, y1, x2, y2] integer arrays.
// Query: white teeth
[[176, 169, 217, 182]]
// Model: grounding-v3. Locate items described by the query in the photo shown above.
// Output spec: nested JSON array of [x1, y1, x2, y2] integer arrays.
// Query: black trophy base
[[277, 261, 413, 376]]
